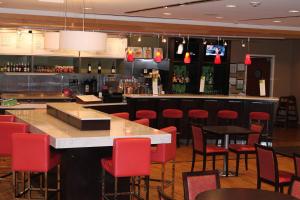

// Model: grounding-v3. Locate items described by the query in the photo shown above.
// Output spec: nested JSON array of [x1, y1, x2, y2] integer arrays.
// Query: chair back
[[112, 112, 129, 120], [134, 118, 150, 126], [289, 176, 300, 199], [162, 109, 183, 119], [250, 112, 270, 121], [157, 187, 172, 200], [192, 125, 204, 152], [12, 133, 50, 172], [0, 115, 15, 122], [155, 126, 177, 163], [255, 144, 278, 183], [182, 170, 220, 200], [294, 153, 300, 177], [112, 138, 151, 177], [0, 122, 28, 156], [247, 124, 263, 145]]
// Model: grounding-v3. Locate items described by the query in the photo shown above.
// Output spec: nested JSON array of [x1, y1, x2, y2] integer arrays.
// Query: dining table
[[7, 102, 171, 200], [274, 146, 300, 158], [202, 125, 252, 176], [195, 188, 298, 200]]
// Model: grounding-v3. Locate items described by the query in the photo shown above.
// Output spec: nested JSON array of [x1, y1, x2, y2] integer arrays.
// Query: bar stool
[[162, 109, 183, 147], [133, 118, 150, 126], [151, 126, 177, 198], [0, 122, 28, 181], [0, 114, 15, 122], [101, 138, 151, 200], [250, 112, 271, 146], [112, 112, 129, 120], [187, 109, 208, 145], [136, 110, 157, 128], [12, 133, 61, 200], [217, 110, 239, 144]]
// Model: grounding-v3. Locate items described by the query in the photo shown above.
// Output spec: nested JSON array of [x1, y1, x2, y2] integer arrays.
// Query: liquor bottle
[[111, 61, 116, 74], [26, 63, 30, 72], [21, 62, 24, 72], [91, 76, 98, 95], [6, 62, 9, 72], [87, 63, 92, 73], [97, 62, 102, 74], [84, 79, 90, 94], [16, 63, 19, 72], [12, 63, 16, 72]]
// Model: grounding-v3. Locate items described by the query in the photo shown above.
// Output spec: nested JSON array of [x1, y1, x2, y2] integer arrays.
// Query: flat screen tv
[[205, 45, 226, 56]]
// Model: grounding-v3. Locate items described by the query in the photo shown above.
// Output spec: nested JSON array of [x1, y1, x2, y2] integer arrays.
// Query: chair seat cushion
[[228, 144, 255, 152], [101, 158, 114, 176], [188, 110, 208, 119], [49, 152, 62, 170], [278, 170, 293, 184], [206, 145, 228, 154]]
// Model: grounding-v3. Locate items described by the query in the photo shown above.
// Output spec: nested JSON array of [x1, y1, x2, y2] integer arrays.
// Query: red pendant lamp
[[244, 54, 251, 65], [214, 54, 221, 64], [184, 35, 191, 64], [154, 51, 162, 63], [244, 38, 252, 65], [184, 52, 191, 64], [126, 49, 134, 62]]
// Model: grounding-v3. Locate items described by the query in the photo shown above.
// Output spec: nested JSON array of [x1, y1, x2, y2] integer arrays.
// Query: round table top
[[195, 188, 298, 200]]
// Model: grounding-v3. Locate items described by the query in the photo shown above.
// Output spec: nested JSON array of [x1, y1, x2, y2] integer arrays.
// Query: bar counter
[[7, 102, 170, 200], [125, 94, 279, 137]]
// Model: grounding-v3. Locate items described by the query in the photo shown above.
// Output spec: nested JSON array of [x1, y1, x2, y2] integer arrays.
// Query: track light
[[138, 36, 141, 42], [182, 37, 186, 44]]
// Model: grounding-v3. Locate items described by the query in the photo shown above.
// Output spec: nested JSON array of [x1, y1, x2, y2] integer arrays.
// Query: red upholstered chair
[[157, 187, 172, 200], [134, 118, 150, 127], [289, 176, 300, 199], [229, 124, 263, 176], [162, 109, 183, 147], [182, 170, 220, 200], [112, 112, 130, 120], [191, 126, 228, 176], [12, 133, 61, 200], [101, 138, 151, 200], [255, 144, 293, 192], [151, 126, 177, 198], [0, 115, 15, 122], [135, 110, 157, 127], [0, 122, 28, 180], [294, 153, 300, 177]]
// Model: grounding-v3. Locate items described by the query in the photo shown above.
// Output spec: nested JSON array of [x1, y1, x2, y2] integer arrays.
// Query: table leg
[[220, 134, 235, 177]]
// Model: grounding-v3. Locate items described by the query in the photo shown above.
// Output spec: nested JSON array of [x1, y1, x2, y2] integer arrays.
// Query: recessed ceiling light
[[226, 4, 237, 8], [38, 0, 64, 3], [250, 1, 261, 7], [84, 7, 92, 10], [163, 12, 172, 16], [216, 16, 224, 19], [164, 6, 168, 9], [273, 20, 282, 23], [289, 10, 299, 13]]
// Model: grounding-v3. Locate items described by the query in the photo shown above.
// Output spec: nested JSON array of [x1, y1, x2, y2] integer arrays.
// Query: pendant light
[[59, 0, 107, 52], [184, 35, 191, 64], [214, 37, 221, 64], [244, 38, 252, 65], [154, 34, 162, 63], [126, 34, 134, 62]]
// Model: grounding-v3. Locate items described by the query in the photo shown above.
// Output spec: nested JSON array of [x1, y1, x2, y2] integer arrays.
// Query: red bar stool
[[0, 122, 28, 181], [162, 109, 183, 147], [0, 114, 15, 122], [133, 118, 150, 126], [101, 138, 151, 200], [217, 110, 239, 144], [151, 126, 177, 198], [188, 109, 208, 144], [249, 112, 271, 140], [136, 110, 157, 127], [12, 133, 61, 200], [112, 112, 129, 120]]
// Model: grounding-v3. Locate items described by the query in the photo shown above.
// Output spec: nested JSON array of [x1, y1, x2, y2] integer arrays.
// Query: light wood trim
[[0, 13, 300, 38]]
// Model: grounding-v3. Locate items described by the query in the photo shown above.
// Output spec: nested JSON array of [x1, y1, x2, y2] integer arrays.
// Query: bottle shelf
[[275, 96, 298, 127]]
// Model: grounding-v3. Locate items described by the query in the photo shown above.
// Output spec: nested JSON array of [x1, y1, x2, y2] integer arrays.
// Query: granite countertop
[[8, 104, 171, 149], [124, 94, 279, 101]]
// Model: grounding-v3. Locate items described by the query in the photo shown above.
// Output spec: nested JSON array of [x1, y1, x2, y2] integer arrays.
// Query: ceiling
[[0, 0, 300, 38]]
